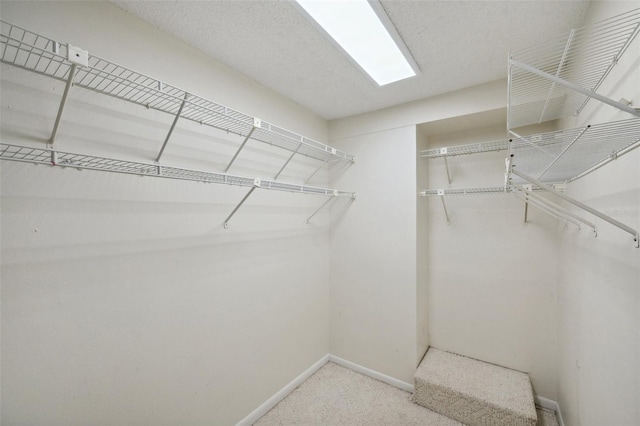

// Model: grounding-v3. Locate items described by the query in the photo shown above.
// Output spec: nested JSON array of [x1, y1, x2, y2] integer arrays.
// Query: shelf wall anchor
[[156, 93, 189, 162]]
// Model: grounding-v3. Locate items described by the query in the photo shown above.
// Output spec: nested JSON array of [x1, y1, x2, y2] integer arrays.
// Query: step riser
[[413, 381, 536, 426], [412, 348, 537, 426]]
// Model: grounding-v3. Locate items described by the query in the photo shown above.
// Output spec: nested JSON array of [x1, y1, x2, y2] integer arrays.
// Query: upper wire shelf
[[508, 8, 640, 128], [0, 143, 355, 198], [509, 118, 640, 183], [420, 139, 508, 159], [0, 20, 355, 164]]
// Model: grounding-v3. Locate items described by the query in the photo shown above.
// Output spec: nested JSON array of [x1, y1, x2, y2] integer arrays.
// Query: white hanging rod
[[420, 139, 509, 159], [511, 169, 638, 247], [0, 143, 355, 224], [508, 8, 640, 127], [508, 118, 640, 183], [511, 185, 597, 234], [0, 20, 355, 164]]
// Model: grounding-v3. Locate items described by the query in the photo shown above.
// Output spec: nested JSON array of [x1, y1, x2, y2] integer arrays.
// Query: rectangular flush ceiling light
[[295, 0, 418, 86]]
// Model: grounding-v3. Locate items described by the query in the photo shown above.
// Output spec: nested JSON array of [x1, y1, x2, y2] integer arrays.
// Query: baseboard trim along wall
[[535, 396, 564, 426], [235, 353, 415, 425], [328, 354, 415, 393], [236, 354, 330, 426]]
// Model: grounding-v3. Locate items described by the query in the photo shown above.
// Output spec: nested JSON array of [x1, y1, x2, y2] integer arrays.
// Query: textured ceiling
[[111, 0, 591, 120]]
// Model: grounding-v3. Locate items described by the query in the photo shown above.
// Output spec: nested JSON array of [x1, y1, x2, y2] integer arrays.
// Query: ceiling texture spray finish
[[111, 0, 590, 120]]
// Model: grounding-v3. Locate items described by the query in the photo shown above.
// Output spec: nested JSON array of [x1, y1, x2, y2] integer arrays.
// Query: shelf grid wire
[[509, 8, 640, 128], [420, 139, 509, 158], [0, 20, 354, 163], [509, 118, 640, 182], [0, 143, 355, 198]]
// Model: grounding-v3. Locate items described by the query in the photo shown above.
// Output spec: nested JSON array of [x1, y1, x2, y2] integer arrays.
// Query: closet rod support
[[224, 178, 261, 229], [156, 93, 189, 162], [512, 169, 638, 246], [49, 63, 78, 145], [224, 119, 260, 173], [511, 59, 640, 118]]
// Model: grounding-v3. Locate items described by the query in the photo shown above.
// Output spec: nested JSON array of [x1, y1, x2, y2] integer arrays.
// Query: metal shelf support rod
[[305, 162, 326, 184], [224, 126, 256, 173], [537, 125, 590, 180], [443, 157, 452, 184], [306, 195, 336, 224], [156, 93, 189, 162], [274, 142, 302, 180], [224, 183, 259, 229], [440, 195, 450, 224], [511, 59, 640, 118], [512, 169, 638, 246], [49, 63, 78, 145]]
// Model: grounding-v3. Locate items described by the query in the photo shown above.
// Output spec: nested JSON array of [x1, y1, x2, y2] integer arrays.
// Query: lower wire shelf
[[0, 142, 355, 227]]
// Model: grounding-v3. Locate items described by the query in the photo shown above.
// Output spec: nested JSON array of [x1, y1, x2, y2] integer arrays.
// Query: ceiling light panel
[[295, 0, 417, 86]]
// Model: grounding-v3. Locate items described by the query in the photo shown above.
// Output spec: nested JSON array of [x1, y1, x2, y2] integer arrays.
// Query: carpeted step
[[412, 348, 537, 426]]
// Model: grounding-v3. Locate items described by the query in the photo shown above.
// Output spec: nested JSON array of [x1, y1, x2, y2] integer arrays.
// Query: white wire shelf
[[0, 143, 356, 198], [508, 118, 640, 183], [420, 139, 509, 159], [508, 8, 640, 128], [0, 20, 355, 164], [420, 187, 507, 196]]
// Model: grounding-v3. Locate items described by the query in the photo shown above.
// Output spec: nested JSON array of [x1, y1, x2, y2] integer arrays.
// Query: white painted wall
[[425, 122, 559, 399], [0, 2, 334, 424], [329, 125, 419, 383], [555, 2, 640, 425], [416, 125, 429, 365]]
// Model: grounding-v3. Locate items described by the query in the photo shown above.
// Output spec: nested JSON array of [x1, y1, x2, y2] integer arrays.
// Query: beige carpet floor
[[254, 362, 559, 426]]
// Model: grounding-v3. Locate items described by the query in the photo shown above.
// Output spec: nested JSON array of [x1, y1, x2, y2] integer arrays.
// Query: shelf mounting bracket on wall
[[223, 178, 261, 229], [155, 92, 189, 162], [306, 192, 337, 224], [274, 141, 303, 180], [438, 189, 451, 224], [224, 118, 261, 173], [441, 148, 452, 184], [49, 44, 88, 145]]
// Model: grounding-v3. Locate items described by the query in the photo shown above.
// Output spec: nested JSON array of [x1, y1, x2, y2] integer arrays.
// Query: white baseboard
[[235, 354, 330, 426], [236, 353, 415, 425], [534, 396, 564, 426], [328, 354, 415, 393]]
